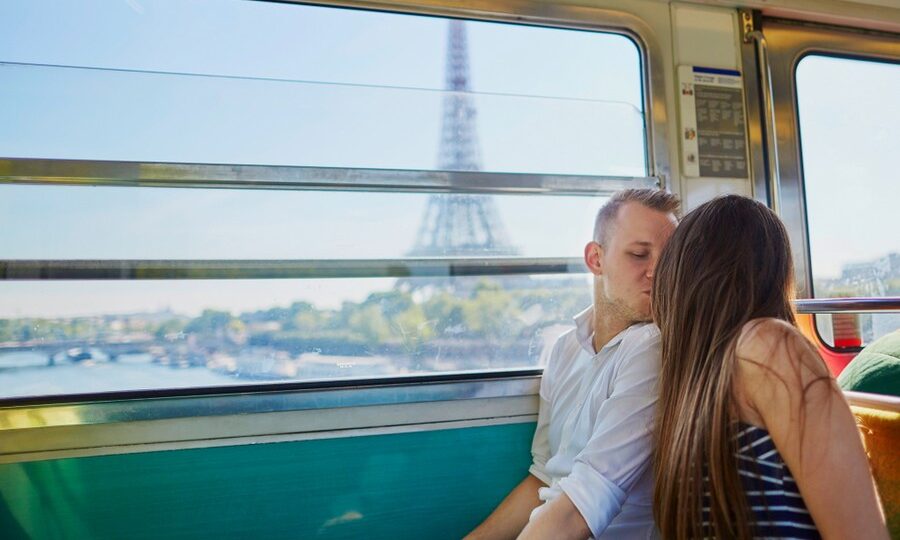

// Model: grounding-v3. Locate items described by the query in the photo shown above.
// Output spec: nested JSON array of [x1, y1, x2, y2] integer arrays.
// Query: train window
[[795, 55, 900, 348], [0, 0, 650, 398]]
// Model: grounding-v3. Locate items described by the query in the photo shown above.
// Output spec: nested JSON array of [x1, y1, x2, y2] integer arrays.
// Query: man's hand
[[516, 493, 590, 540], [464, 474, 546, 540]]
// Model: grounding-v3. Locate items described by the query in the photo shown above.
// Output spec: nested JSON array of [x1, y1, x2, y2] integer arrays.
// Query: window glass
[[0, 184, 606, 260], [0, 275, 590, 398], [0, 0, 645, 176], [796, 55, 900, 347]]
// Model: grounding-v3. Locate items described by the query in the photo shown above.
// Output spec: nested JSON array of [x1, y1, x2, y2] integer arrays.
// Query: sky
[[0, 0, 897, 318], [795, 55, 899, 280]]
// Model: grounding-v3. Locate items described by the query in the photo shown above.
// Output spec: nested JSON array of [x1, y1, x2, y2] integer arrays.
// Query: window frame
[[753, 18, 899, 351], [754, 18, 899, 300]]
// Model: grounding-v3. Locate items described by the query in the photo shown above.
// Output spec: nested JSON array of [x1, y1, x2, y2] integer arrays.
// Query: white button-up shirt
[[528, 307, 661, 539]]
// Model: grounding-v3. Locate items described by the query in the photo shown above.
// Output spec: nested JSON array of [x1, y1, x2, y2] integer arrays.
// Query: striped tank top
[[702, 423, 821, 539]]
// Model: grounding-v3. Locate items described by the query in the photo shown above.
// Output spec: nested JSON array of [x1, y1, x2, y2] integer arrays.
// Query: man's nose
[[646, 255, 658, 279]]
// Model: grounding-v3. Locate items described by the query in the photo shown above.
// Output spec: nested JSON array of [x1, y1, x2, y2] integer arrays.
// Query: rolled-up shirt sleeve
[[528, 393, 552, 485], [556, 331, 660, 537], [529, 338, 559, 485]]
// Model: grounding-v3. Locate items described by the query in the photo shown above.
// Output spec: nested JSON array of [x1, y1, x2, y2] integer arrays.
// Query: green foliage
[[347, 303, 392, 345], [423, 293, 465, 335], [185, 309, 234, 335], [362, 290, 414, 318], [0, 318, 99, 342], [462, 284, 522, 341], [1, 278, 592, 351], [392, 303, 432, 353], [154, 319, 186, 340], [888, 278, 900, 296], [289, 302, 332, 336], [249, 306, 293, 323], [290, 310, 327, 336], [0, 320, 13, 343]]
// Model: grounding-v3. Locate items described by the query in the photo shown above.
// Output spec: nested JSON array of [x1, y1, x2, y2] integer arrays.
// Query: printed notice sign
[[678, 66, 749, 179]]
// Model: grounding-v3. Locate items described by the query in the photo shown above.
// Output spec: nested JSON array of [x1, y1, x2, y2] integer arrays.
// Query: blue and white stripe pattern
[[701, 423, 821, 539]]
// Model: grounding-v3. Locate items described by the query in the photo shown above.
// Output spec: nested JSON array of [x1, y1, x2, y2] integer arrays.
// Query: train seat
[[846, 391, 900, 538], [839, 329, 900, 398]]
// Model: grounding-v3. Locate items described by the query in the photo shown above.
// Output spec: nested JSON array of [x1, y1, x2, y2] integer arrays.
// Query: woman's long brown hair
[[651, 195, 797, 539]]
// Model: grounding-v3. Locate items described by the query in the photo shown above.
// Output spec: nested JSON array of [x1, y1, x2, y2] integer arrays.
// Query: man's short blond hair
[[593, 188, 681, 245]]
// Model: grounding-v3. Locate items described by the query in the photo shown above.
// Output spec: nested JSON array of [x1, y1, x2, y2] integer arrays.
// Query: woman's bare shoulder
[[736, 317, 797, 356], [735, 317, 831, 389]]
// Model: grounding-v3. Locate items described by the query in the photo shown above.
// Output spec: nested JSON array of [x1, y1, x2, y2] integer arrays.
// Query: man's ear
[[584, 241, 604, 276]]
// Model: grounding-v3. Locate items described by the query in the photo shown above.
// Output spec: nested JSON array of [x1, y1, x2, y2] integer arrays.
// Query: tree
[[347, 304, 392, 345], [155, 319, 187, 341], [362, 290, 414, 319], [185, 310, 234, 335], [423, 293, 466, 336], [0, 320, 14, 343], [392, 303, 433, 353], [286, 302, 329, 336], [462, 281, 523, 341]]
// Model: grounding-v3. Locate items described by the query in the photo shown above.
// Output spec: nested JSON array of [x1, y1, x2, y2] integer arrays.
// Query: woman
[[651, 195, 887, 539]]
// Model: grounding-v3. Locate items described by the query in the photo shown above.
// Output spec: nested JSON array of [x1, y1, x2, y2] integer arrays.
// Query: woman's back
[[702, 421, 820, 539], [728, 317, 886, 539]]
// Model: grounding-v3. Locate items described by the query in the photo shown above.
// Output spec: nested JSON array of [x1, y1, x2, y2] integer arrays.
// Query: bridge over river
[[0, 338, 182, 366]]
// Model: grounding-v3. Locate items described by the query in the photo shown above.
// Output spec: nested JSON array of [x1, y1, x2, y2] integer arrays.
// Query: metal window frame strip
[[0, 158, 659, 196], [0, 369, 542, 420], [0, 257, 588, 280]]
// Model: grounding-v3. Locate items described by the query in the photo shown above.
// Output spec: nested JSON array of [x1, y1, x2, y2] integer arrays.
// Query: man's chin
[[633, 302, 652, 323], [623, 306, 651, 325], [597, 296, 651, 324]]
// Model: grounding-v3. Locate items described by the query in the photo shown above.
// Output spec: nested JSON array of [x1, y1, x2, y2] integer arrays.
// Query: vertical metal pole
[[742, 12, 782, 215]]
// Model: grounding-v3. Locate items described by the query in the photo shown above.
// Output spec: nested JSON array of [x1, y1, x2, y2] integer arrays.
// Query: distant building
[[838, 252, 899, 297], [819, 252, 900, 344]]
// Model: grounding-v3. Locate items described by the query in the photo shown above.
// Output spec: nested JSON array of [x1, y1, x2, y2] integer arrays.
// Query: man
[[466, 189, 680, 539]]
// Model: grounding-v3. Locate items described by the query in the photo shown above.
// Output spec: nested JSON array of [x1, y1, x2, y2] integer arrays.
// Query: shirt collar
[[573, 306, 634, 357]]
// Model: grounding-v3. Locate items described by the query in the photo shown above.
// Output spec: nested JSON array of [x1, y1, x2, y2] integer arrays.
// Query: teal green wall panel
[[0, 422, 535, 539]]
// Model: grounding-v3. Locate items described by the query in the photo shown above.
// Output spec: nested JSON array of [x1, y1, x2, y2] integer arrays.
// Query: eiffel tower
[[407, 20, 518, 258]]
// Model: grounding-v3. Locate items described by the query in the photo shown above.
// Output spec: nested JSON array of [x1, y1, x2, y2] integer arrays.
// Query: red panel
[[797, 313, 856, 376]]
